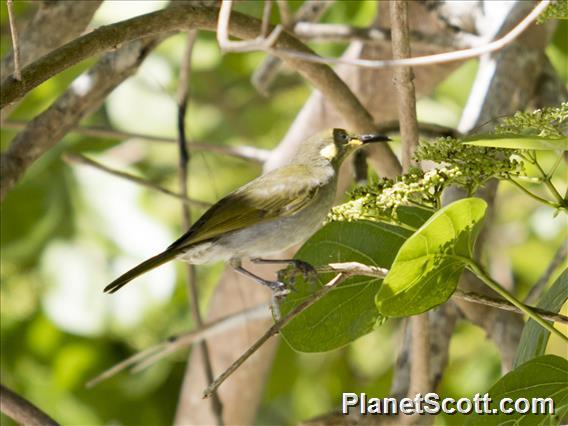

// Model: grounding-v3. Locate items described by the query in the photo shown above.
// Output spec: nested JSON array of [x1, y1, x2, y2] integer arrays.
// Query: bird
[[104, 128, 390, 295]]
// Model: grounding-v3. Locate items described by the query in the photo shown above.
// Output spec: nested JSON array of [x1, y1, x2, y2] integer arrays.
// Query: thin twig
[[453, 289, 568, 325], [293, 22, 480, 50], [203, 273, 347, 398], [217, 0, 283, 52], [86, 260, 568, 389], [6, 0, 21, 81], [0, 4, 402, 194], [260, 0, 273, 38], [0, 384, 59, 426], [176, 30, 224, 425], [2, 120, 270, 163], [390, 0, 429, 406], [466, 259, 568, 343], [86, 304, 270, 388], [524, 242, 568, 305], [63, 153, 211, 209], [268, 0, 550, 69], [276, 0, 292, 28], [390, 2, 419, 170], [323, 262, 568, 324], [251, 0, 334, 95]]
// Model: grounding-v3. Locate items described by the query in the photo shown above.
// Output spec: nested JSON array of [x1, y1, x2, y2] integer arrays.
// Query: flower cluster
[[414, 137, 523, 194], [329, 166, 462, 225], [495, 103, 567, 138], [331, 104, 565, 225]]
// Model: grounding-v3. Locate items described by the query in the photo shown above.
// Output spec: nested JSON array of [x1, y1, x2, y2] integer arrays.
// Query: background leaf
[[376, 198, 487, 317], [467, 355, 568, 425], [279, 211, 432, 352], [463, 134, 568, 150], [514, 269, 568, 367]]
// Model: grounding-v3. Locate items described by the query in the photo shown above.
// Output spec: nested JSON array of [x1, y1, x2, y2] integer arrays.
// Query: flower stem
[[465, 260, 568, 343], [507, 178, 560, 209]]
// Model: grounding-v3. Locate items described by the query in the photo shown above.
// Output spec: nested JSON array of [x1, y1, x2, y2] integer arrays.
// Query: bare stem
[[85, 261, 568, 389], [390, 0, 429, 403], [6, 0, 21, 81], [268, 0, 551, 69], [63, 153, 211, 209], [86, 304, 270, 388], [203, 273, 347, 398], [176, 30, 224, 426], [465, 260, 568, 343], [1, 384, 59, 426], [506, 177, 560, 209], [1, 120, 270, 163]]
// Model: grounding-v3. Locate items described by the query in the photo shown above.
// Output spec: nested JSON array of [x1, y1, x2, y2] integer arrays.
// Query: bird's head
[[297, 128, 391, 169]]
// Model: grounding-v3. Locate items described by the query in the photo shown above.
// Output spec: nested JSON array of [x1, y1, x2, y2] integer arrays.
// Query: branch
[[175, 29, 224, 426], [203, 273, 347, 399], [251, 0, 334, 96], [389, 1, 429, 411], [216, 0, 283, 53], [1, 3, 401, 197], [6, 0, 21, 81], [86, 261, 568, 390], [1, 36, 162, 201], [454, 289, 568, 325], [2, 120, 271, 163], [63, 153, 211, 209], [0, 0, 102, 78], [322, 262, 568, 325], [86, 304, 270, 388], [267, 0, 550, 69], [293, 22, 481, 50], [0, 384, 59, 426]]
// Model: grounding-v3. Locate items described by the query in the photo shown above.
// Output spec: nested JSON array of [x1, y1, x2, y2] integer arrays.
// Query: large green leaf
[[463, 134, 568, 150], [279, 218, 419, 353], [376, 198, 487, 317], [514, 269, 568, 368], [467, 355, 568, 425]]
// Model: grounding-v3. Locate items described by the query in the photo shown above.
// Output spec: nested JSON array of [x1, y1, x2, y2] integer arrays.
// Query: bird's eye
[[333, 128, 350, 144]]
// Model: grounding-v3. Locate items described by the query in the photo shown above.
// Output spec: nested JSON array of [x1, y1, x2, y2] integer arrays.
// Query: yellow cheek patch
[[320, 143, 338, 160]]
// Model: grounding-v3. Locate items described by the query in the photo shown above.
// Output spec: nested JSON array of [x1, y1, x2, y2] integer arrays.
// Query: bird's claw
[[278, 260, 319, 289]]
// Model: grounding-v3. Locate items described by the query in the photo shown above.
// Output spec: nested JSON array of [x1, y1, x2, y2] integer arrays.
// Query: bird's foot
[[277, 260, 319, 289]]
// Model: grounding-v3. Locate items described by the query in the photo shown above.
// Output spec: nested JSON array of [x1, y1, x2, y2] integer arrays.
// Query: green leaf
[[466, 355, 568, 425], [376, 198, 487, 317], [463, 134, 568, 150], [279, 220, 416, 352], [514, 269, 568, 368]]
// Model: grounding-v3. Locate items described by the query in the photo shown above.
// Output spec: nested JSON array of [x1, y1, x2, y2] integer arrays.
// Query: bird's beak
[[359, 133, 392, 144], [348, 133, 391, 147]]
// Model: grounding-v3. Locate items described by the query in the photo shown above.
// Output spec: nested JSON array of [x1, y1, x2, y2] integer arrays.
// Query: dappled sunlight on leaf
[[376, 198, 487, 317]]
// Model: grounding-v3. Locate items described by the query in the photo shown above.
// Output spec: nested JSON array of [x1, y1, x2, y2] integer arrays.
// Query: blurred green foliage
[[1, 2, 567, 426]]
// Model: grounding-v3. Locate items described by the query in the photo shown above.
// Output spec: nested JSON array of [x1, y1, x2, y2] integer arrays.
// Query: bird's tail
[[104, 249, 179, 294]]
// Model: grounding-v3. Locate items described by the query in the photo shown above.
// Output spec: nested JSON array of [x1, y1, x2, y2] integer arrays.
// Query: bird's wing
[[168, 164, 324, 250]]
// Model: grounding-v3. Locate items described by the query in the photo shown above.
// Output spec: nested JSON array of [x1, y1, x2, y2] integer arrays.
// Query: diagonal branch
[[0, 384, 59, 426], [1, 36, 162, 201], [2, 120, 270, 163], [1, 3, 401, 200], [202, 273, 347, 399], [267, 0, 550, 69], [63, 153, 211, 209]]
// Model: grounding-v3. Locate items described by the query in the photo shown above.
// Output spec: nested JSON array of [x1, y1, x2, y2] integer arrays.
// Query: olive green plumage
[[104, 128, 390, 294]]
